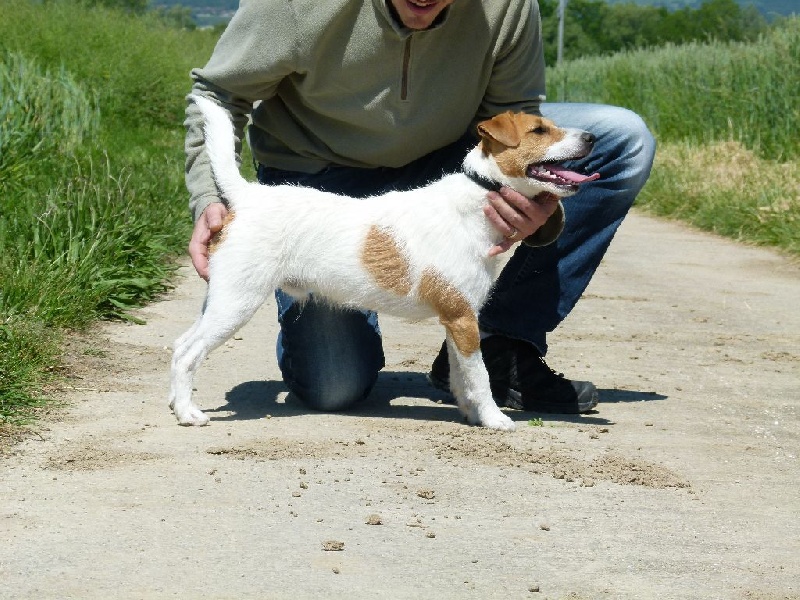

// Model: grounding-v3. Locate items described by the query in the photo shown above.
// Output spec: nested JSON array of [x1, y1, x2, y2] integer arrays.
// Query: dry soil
[[1, 212, 798, 599]]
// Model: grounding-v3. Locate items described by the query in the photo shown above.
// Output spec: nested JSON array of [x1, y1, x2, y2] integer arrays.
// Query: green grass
[[638, 140, 799, 254], [0, 0, 217, 133], [0, 318, 61, 425], [0, 51, 98, 191], [548, 18, 800, 161], [0, 50, 189, 328], [549, 18, 799, 254], [0, 1, 220, 427], [1, 158, 185, 326], [0, 51, 180, 327]]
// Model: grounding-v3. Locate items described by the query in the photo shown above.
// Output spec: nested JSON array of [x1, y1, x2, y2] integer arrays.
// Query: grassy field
[[548, 19, 800, 255], [0, 1, 797, 429], [0, 0, 220, 425]]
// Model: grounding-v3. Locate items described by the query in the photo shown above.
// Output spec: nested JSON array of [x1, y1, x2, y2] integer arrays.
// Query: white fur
[[170, 95, 595, 430]]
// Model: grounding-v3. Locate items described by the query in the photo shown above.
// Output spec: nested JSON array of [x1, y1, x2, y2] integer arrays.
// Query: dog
[[169, 95, 598, 431]]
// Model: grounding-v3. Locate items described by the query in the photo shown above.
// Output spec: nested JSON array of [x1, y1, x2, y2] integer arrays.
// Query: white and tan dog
[[170, 95, 598, 431]]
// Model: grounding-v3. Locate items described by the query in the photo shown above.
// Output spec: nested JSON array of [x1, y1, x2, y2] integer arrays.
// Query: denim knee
[[607, 106, 657, 191], [285, 364, 379, 412], [275, 291, 385, 412]]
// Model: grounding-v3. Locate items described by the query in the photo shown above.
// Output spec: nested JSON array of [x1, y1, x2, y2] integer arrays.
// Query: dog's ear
[[477, 112, 520, 148]]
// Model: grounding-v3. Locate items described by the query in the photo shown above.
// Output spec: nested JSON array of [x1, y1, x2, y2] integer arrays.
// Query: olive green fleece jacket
[[185, 0, 547, 222]]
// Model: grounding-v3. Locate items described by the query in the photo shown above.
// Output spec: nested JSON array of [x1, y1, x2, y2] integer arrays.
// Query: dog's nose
[[581, 132, 596, 146]]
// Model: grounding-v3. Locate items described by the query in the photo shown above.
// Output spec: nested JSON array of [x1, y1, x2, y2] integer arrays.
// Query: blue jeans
[[261, 104, 656, 411]]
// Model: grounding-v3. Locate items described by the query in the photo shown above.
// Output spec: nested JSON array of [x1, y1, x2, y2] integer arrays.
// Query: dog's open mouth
[[527, 163, 600, 188]]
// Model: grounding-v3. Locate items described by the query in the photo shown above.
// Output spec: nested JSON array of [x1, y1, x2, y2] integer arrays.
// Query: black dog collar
[[464, 169, 503, 193]]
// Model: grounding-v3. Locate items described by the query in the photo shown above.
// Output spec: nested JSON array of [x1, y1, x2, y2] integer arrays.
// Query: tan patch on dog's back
[[362, 225, 412, 295], [419, 268, 479, 356], [208, 211, 236, 255]]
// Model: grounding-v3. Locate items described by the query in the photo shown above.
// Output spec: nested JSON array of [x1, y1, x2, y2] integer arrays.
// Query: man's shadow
[[204, 371, 667, 427]]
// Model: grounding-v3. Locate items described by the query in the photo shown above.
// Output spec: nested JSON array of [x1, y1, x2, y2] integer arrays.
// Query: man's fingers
[[488, 239, 514, 257], [490, 189, 560, 236], [500, 188, 558, 220], [204, 203, 228, 232], [485, 194, 526, 238], [531, 191, 560, 214], [482, 203, 519, 239], [188, 202, 227, 282], [189, 232, 211, 281], [484, 189, 563, 256]]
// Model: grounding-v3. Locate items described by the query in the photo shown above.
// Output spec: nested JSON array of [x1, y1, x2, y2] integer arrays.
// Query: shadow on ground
[[204, 372, 667, 428]]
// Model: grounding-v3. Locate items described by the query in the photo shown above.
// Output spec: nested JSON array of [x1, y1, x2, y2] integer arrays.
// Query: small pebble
[[322, 540, 345, 551]]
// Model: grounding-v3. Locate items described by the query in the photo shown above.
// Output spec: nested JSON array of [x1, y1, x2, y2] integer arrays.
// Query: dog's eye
[[530, 126, 548, 135]]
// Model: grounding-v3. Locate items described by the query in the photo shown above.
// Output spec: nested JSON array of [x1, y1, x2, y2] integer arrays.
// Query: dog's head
[[475, 112, 599, 197]]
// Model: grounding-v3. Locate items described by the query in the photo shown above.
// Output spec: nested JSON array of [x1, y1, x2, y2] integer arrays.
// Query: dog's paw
[[174, 406, 210, 427], [480, 410, 516, 431]]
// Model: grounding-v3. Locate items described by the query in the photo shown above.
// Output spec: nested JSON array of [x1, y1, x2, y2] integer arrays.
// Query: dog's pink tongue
[[549, 165, 601, 183]]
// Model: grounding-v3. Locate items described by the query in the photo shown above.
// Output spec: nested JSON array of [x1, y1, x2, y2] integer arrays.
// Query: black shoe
[[428, 336, 514, 403], [427, 336, 598, 414]]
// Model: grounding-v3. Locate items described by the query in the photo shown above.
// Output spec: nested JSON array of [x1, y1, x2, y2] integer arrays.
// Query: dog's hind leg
[[169, 280, 271, 426], [169, 316, 215, 426]]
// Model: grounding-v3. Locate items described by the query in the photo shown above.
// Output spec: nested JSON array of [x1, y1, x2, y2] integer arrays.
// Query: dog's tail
[[191, 94, 250, 204]]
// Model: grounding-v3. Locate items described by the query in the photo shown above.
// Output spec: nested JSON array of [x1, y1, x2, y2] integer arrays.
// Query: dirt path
[[1, 212, 798, 599]]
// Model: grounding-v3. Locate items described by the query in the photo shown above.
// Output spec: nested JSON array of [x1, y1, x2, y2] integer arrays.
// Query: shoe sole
[[506, 388, 599, 414]]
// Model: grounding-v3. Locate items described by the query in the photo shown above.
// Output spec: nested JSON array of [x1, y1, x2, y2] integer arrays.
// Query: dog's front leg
[[445, 334, 515, 431], [420, 272, 515, 430], [441, 318, 516, 431]]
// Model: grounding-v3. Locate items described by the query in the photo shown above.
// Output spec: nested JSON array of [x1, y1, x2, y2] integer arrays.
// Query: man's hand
[[189, 202, 228, 281], [484, 188, 560, 256]]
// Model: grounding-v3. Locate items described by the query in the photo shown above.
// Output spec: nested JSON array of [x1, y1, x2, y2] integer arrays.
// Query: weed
[[0, 318, 61, 424], [82, 348, 108, 358]]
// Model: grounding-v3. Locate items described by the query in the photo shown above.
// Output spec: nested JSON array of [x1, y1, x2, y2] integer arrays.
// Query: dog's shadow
[[204, 371, 466, 424], [204, 372, 668, 427]]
